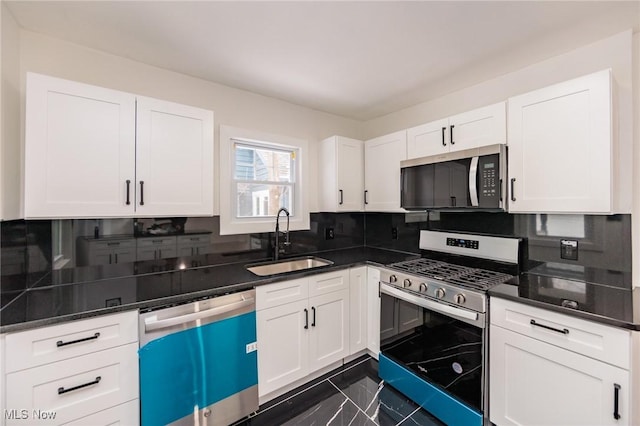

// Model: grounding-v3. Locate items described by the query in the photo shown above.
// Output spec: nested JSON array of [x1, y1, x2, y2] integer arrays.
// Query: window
[[233, 142, 295, 218], [219, 126, 310, 235]]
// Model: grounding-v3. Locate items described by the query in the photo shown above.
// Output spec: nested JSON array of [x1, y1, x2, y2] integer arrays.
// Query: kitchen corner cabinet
[[24, 72, 213, 219], [256, 270, 350, 398], [2, 311, 139, 426], [364, 130, 407, 212], [407, 102, 505, 159], [507, 69, 614, 213], [318, 136, 364, 212], [490, 298, 631, 426]]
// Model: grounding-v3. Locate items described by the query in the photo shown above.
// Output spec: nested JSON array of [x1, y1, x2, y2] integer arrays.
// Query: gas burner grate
[[388, 258, 513, 291]]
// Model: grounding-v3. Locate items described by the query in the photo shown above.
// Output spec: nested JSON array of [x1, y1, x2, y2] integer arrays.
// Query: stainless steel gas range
[[378, 230, 523, 426]]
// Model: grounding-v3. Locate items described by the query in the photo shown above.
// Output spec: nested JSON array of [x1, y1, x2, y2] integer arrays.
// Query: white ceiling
[[5, 1, 640, 120]]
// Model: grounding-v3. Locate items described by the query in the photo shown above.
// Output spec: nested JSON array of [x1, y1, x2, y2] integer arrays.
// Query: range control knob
[[389, 275, 398, 283], [403, 278, 412, 288], [419, 283, 428, 293], [454, 294, 466, 305], [435, 288, 446, 299]]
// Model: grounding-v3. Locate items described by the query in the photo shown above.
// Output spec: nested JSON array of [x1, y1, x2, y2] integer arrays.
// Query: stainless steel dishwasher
[[139, 289, 258, 426]]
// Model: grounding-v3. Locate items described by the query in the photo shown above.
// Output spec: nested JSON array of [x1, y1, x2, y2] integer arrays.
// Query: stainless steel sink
[[245, 256, 334, 276]]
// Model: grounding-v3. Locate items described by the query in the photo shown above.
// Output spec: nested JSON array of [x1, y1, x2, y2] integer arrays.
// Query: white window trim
[[219, 125, 310, 235]]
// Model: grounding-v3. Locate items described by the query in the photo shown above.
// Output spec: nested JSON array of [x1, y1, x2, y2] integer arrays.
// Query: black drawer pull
[[450, 124, 455, 145], [311, 306, 316, 327], [530, 319, 569, 335], [304, 309, 309, 329], [510, 178, 516, 202], [57, 332, 100, 347], [364, 190, 369, 205], [139, 181, 145, 206], [614, 383, 621, 420], [441, 127, 446, 146], [58, 376, 101, 395], [339, 189, 344, 205]]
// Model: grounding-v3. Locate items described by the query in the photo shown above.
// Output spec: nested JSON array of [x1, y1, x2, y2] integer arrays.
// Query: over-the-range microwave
[[400, 144, 507, 211]]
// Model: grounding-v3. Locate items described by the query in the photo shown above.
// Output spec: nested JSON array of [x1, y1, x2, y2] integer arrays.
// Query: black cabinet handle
[[339, 190, 344, 205], [450, 196, 456, 207], [530, 319, 569, 335], [510, 178, 516, 202], [614, 383, 621, 420], [499, 178, 503, 202], [109, 254, 112, 264], [304, 309, 309, 329], [57, 332, 100, 347], [450, 125, 455, 145], [125, 180, 131, 205], [139, 181, 145, 206], [58, 376, 101, 395], [311, 306, 316, 327], [114, 253, 118, 264], [364, 190, 369, 205], [441, 127, 446, 146]]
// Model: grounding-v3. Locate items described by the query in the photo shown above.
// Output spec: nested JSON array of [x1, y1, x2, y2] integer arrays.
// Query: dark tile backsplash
[[1, 211, 633, 306]]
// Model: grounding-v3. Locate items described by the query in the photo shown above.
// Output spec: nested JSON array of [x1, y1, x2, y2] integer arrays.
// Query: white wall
[[363, 30, 639, 287], [1, 3, 21, 221], [17, 30, 363, 216]]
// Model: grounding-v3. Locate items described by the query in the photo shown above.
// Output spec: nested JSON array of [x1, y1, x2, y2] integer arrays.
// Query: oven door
[[379, 283, 485, 426]]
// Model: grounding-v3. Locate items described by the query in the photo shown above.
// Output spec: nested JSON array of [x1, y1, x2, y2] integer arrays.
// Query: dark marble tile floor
[[234, 356, 444, 426]]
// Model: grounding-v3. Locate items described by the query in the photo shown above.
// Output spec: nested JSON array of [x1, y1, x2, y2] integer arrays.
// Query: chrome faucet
[[274, 207, 290, 261]]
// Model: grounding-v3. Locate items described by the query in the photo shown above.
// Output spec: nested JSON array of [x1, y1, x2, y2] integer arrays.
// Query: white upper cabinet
[[25, 73, 136, 218], [364, 130, 407, 212], [24, 73, 214, 218], [318, 136, 364, 212], [135, 96, 213, 217], [507, 69, 613, 213], [407, 102, 505, 159]]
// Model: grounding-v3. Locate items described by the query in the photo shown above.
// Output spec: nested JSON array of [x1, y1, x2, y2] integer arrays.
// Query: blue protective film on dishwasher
[[139, 311, 257, 426]]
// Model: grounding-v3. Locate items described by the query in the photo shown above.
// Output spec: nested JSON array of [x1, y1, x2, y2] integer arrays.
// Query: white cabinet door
[[364, 130, 407, 212], [24, 73, 136, 218], [407, 118, 449, 159], [308, 289, 349, 371], [508, 69, 612, 213], [349, 267, 367, 355], [256, 300, 309, 397], [448, 102, 505, 152], [366, 267, 381, 358], [336, 137, 364, 211], [135, 96, 214, 217], [490, 325, 629, 426]]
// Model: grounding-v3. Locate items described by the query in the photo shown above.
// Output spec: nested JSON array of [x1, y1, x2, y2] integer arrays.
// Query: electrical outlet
[[325, 227, 335, 240], [560, 239, 578, 260], [246, 342, 258, 353], [391, 227, 399, 240]]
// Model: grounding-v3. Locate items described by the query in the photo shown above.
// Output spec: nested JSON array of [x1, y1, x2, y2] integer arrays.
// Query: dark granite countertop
[[489, 263, 639, 330], [0, 247, 418, 333]]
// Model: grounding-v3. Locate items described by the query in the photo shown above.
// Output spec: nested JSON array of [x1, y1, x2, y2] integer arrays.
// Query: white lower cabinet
[[490, 298, 631, 426], [2, 311, 139, 426], [256, 270, 352, 398]]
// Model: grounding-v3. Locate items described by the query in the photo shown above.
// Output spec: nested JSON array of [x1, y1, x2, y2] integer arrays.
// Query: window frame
[[219, 125, 310, 235]]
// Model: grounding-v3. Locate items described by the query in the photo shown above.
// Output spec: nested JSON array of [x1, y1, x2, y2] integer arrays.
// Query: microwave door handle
[[469, 156, 479, 207]]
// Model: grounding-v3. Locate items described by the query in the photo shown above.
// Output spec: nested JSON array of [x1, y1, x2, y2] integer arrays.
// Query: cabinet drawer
[[177, 235, 210, 245], [6, 311, 138, 373], [136, 237, 176, 249], [308, 270, 349, 297], [90, 239, 136, 251], [6, 343, 139, 426], [256, 278, 308, 311], [61, 399, 139, 426], [490, 298, 630, 368]]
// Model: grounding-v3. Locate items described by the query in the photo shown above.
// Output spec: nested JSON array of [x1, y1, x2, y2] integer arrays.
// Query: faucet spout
[[274, 207, 290, 261]]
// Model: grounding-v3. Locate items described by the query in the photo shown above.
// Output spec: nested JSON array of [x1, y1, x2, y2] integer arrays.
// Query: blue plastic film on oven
[[138, 311, 257, 426], [379, 353, 482, 426]]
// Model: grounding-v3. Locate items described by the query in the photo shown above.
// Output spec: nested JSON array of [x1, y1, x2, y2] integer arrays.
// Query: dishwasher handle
[[144, 297, 255, 333]]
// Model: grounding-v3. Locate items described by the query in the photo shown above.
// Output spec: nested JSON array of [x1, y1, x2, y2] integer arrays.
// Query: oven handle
[[380, 283, 479, 322]]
